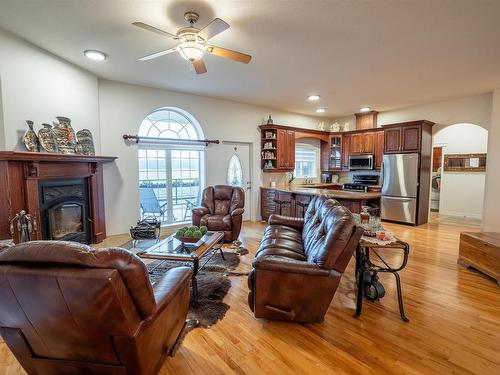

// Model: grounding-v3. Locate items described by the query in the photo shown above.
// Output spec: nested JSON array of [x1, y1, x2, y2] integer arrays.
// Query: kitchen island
[[261, 186, 381, 220]]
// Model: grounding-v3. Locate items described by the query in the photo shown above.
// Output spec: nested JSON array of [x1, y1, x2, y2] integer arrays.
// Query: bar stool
[[273, 199, 291, 215], [295, 200, 309, 218]]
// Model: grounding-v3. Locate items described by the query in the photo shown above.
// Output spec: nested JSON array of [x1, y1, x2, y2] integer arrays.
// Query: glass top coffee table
[[135, 231, 225, 303]]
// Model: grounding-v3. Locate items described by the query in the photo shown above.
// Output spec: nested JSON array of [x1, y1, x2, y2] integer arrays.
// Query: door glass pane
[[227, 154, 243, 187]]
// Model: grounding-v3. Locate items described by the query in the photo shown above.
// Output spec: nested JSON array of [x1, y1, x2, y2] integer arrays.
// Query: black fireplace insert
[[39, 179, 91, 244]]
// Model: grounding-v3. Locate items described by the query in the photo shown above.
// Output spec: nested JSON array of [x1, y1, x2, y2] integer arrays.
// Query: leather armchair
[[192, 185, 245, 242], [0, 241, 192, 375], [248, 195, 364, 323]]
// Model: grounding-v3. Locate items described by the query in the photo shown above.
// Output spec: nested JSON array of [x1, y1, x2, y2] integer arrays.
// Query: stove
[[342, 175, 378, 192]]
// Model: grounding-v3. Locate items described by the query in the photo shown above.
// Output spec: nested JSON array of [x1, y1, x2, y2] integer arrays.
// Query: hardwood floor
[[1, 220, 499, 374]]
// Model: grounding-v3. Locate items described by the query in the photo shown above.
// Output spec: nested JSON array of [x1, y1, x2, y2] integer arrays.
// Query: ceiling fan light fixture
[[177, 41, 205, 62]]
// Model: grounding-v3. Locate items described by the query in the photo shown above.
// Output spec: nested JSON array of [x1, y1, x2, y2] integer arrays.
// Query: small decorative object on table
[[53, 116, 77, 154], [175, 225, 208, 244], [130, 217, 161, 246], [23, 120, 40, 152], [38, 123, 59, 153], [9, 210, 38, 243], [76, 129, 96, 155]]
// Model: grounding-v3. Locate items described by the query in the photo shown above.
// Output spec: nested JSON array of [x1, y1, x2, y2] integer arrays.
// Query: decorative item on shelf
[[38, 123, 58, 153], [9, 210, 38, 243], [263, 150, 275, 159], [317, 121, 325, 131], [330, 122, 341, 132], [266, 114, 273, 125], [343, 122, 350, 131], [264, 160, 274, 169], [263, 141, 274, 149], [53, 116, 77, 154], [22, 120, 40, 152], [129, 217, 161, 246], [76, 129, 96, 155], [264, 131, 276, 139]]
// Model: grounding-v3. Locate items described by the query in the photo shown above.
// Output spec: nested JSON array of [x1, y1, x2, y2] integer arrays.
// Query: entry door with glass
[[207, 142, 251, 220]]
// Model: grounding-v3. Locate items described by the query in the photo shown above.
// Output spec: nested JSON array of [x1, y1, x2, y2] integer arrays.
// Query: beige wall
[[0, 28, 100, 152], [482, 89, 500, 231], [98, 80, 323, 235]]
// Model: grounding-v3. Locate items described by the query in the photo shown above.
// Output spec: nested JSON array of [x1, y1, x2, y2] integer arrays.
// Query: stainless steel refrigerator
[[381, 153, 419, 224]]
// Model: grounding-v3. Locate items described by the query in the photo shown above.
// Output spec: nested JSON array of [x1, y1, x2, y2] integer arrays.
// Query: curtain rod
[[122, 134, 220, 146]]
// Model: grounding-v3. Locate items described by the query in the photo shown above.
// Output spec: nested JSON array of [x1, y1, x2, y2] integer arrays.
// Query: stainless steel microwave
[[349, 155, 374, 170]]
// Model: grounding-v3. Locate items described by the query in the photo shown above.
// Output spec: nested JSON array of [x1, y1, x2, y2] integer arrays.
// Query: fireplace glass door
[[47, 202, 85, 241]]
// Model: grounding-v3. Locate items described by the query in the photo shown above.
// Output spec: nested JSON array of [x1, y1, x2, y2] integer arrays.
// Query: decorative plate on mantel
[[76, 129, 95, 156], [38, 123, 58, 153]]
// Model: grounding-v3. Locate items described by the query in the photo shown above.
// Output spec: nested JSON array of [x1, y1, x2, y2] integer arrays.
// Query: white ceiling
[[1, 0, 500, 117]]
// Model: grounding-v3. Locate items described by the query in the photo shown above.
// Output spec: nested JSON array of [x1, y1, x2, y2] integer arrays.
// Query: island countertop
[[261, 185, 381, 200]]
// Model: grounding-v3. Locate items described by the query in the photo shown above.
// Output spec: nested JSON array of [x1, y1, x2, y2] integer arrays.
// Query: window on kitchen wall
[[138, 107, 205, 225], [294, 142, 318, 178]]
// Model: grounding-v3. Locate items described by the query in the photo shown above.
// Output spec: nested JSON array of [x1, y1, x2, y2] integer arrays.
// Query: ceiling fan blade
[[199, 18, 229, 41], [206, 46, 252, 64], [132, 22, 177, 38], [193, 59, 207, 74], [138, 47, 177, 61]]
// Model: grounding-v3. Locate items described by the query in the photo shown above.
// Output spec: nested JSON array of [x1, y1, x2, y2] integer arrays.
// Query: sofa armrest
[[252, 256, 336, 277], [268, 214, 305, 231], [230, 207, 244, 217], [192, 207, 209, 216], [152, 266, 192, 317]]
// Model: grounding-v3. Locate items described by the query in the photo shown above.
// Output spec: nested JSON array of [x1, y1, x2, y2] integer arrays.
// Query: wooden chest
[[459, 232, 500, 286]]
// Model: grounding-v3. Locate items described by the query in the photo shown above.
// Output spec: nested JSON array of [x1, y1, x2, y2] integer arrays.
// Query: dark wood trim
[[0, 151, 116, 163], [381, 120, 435, 129], [0, 152, 116, 244]]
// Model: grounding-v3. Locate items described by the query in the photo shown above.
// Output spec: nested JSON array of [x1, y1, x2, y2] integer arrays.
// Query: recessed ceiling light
[[359, 107, 371, 113], [84, 50, 107, 61], [307, 94, 321, 101], [315, 108, 326, 113]]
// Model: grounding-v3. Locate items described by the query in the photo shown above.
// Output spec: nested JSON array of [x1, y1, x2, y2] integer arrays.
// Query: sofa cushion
[[263, 225, 303, 243], [200, 214, 231, 231]]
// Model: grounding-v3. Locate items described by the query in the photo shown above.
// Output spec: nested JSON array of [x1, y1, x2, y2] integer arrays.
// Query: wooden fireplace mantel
[[0, 151, 117, 244]]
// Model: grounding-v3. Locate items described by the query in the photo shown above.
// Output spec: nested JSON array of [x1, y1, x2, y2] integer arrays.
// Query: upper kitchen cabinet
[[350, 131, 375, 155], [355, 111, 378, 130], [374, 130, 384, 169], [342, 134, 350, 171], [383, 120, 434, 154], [260, 125, 295, 172]]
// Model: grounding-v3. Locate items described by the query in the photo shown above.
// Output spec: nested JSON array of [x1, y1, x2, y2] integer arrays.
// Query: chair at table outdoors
[[140, 187, 167, 221]]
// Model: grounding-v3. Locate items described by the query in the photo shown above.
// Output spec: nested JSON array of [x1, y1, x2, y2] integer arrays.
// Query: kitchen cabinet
[[374, 130, 384, 170], [276, 129, 295, 170], [260, 126, 295, 172], [355, 111, 378, 130], [329, 134, 342, 170], [350, 131, 375, 155], [342, 134, 350, 171], [260, 188, 277, 220], [383, 123, 423, 154]]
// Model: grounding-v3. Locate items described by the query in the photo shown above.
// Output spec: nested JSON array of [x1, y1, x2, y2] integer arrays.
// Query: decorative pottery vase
[[53, 116, 76, 154], [22, 120, 40, 152], [38, 123, 58, 153], [76, 129, 95, 156]]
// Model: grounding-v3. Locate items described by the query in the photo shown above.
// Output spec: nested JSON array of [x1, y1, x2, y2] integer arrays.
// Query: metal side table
[[354, 238, 410, 322]]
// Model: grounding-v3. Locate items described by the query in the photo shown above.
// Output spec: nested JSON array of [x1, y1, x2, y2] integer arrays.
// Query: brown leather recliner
[[248, 195, 364, 323], [192, 185, 245, 242], [0, 241, 192, 375]]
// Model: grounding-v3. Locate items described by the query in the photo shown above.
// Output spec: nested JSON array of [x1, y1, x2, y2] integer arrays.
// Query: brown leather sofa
[[248, 195, 364, 323], [0, 241, 191, 375], [192, 185, 245, 242]]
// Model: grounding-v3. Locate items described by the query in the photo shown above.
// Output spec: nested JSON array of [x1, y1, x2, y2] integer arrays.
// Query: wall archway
[[432, 123, 488, 222]]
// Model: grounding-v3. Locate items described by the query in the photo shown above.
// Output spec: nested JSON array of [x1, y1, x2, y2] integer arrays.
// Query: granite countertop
[[261, 185, 381, 200]]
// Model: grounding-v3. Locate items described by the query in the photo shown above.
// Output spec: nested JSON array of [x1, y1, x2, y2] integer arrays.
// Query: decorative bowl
[[174, 235, 202, 243]]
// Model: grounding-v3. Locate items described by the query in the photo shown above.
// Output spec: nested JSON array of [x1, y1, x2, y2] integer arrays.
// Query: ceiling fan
[[133, 11, 252, 74]]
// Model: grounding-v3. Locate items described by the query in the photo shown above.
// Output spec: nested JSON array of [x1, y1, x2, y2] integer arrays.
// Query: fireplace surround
[[0, 151, 116, 244]]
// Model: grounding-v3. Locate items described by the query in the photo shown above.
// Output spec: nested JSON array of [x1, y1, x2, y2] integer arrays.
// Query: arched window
[[138, 108, 205, 224], [227, 154, 243, 187]]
